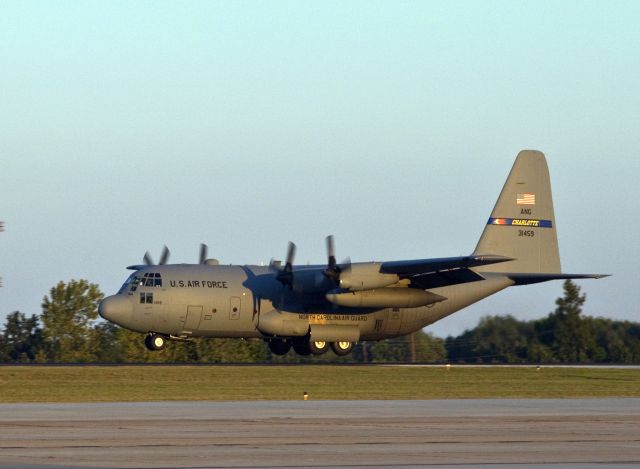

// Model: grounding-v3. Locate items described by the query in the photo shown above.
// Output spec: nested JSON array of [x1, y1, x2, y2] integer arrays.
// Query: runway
[[1, 399, 639, 468]]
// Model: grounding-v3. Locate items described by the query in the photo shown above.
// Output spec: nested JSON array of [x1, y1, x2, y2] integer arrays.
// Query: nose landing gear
[[144, 333, 167, 351]]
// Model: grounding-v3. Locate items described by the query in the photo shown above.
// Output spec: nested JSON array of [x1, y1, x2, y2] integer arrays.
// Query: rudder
[[473, 150, 561, 274]]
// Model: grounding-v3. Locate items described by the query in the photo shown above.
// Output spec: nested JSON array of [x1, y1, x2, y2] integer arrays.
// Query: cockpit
[[118, 271, 163, 294]]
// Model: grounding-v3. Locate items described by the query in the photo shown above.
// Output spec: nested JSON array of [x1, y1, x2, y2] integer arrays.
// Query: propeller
[[273, 241, 296, 289], [199, 243, 208, 264], [143, 245, 170, 266], [323, 235, 350, 282], [325, 235, 337, 276]]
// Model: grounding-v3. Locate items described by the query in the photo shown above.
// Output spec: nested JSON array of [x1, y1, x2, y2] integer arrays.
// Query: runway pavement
[[1, 399, 639, 468]]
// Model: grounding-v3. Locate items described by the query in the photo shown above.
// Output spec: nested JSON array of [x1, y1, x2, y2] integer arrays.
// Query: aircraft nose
[[99, 295, 133, 326]]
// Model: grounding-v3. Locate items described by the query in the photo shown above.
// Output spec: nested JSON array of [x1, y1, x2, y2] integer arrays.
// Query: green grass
[[0, 365, 638, 403]]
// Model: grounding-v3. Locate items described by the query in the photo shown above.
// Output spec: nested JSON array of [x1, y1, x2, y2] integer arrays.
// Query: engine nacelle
[[257, 310, 309, 337], [326, 287, 447, 308], [339, 263, 399, 291]]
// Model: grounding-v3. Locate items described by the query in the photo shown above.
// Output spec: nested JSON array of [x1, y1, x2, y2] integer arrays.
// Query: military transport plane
[[99, 150, 606, 356]]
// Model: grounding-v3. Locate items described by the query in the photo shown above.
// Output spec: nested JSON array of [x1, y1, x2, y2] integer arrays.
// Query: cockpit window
[[130, 276, 143, 292], [142, 272, 162, 287], [118, 273, 140, 294], [118, 272, 162, 294]]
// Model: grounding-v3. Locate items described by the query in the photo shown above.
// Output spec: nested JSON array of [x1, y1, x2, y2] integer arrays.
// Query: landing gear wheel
[[309, 340, 329, 355], [331, 341, 353, 356], [292, 339, 311, 356], [145, 333, 167, 351], [268, 340, 292, 356]]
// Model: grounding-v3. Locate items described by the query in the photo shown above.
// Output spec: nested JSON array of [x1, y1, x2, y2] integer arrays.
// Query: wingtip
[[563, 273, 611, 279]]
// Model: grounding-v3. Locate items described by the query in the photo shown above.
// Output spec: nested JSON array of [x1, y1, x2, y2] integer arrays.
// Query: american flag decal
[[517, 193, 535, 205]]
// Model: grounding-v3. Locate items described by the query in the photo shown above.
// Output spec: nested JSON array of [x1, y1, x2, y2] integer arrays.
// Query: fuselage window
[[139, 292, 153, 304]]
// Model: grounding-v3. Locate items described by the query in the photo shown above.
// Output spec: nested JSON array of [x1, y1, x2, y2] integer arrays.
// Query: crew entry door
[[184, 305, 203, 331]]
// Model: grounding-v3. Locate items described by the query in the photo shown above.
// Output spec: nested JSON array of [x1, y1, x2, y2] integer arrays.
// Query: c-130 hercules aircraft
[[99, 150, 606, 356]]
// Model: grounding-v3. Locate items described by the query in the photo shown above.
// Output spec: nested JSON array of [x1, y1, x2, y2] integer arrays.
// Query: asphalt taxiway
[[1, 399, 639, 468]]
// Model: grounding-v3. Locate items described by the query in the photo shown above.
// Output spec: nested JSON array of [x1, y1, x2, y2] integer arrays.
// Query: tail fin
[[473, 150, 561, 274]]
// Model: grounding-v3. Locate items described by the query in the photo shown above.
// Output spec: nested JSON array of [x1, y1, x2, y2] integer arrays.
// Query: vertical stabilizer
[[473, 150, 561, 274]]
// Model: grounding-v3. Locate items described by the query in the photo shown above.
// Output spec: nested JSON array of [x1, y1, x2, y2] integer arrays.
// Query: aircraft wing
[[381, 254, 513, 276], [380, 254, 513, 290]]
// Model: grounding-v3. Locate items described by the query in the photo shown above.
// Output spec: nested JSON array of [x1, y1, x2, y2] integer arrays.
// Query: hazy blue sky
[[1, 1, 638, 337]]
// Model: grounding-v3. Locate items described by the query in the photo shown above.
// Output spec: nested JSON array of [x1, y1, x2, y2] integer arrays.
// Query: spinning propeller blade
[[143, 245, 170, 266], [159, 246, 170, 265], [324, 235, 342, 281], [143, 251, 154, 266], [199, 243, 208, 264], [275, 241, 296, 289]]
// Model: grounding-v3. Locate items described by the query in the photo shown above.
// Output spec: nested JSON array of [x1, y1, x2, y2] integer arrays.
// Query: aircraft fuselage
[[101, 263, 513, 342]]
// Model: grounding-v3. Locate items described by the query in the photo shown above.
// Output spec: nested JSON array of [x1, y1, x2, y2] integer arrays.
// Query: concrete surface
[[1, 399, 639, 468]]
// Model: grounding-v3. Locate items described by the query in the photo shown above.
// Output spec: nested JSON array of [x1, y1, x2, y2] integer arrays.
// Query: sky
[[0, 1, 638, 337]]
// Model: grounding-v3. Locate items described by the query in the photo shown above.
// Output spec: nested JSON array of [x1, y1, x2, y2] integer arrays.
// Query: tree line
[[446, 281, 640, 363], [1, 279, 638, 364]]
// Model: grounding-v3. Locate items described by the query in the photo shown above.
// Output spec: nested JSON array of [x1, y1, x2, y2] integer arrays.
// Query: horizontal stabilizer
[[507, 273, 610, 285]]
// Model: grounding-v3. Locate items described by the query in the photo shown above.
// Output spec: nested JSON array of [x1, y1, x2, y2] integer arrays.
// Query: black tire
[[292, 339, 311, 356], [144, 334, 154, 351], [331, 341, 353, 356], [145, 333, 166, 351], [268, 339, 291, 356], [309, 340, 329, 355]]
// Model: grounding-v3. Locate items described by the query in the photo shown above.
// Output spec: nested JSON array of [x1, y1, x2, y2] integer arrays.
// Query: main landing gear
[[267, 338, 353, 357], [331, 341, 353, 356], [309, 340, 330, 355], [268, 339, 292, 356], [144, 333, 167, 351]]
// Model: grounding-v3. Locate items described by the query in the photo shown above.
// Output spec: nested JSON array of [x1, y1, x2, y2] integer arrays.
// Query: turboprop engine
[[338, 263, 399, 291], [328, 260, 447, 308], [326, 287, 446, 308]]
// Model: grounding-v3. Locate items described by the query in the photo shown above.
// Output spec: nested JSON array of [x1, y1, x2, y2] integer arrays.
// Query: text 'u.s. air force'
[[170, 280, 228, 288]]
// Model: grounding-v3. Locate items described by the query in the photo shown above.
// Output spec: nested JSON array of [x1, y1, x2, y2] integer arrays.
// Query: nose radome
[[99, 295, 133, 326]]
